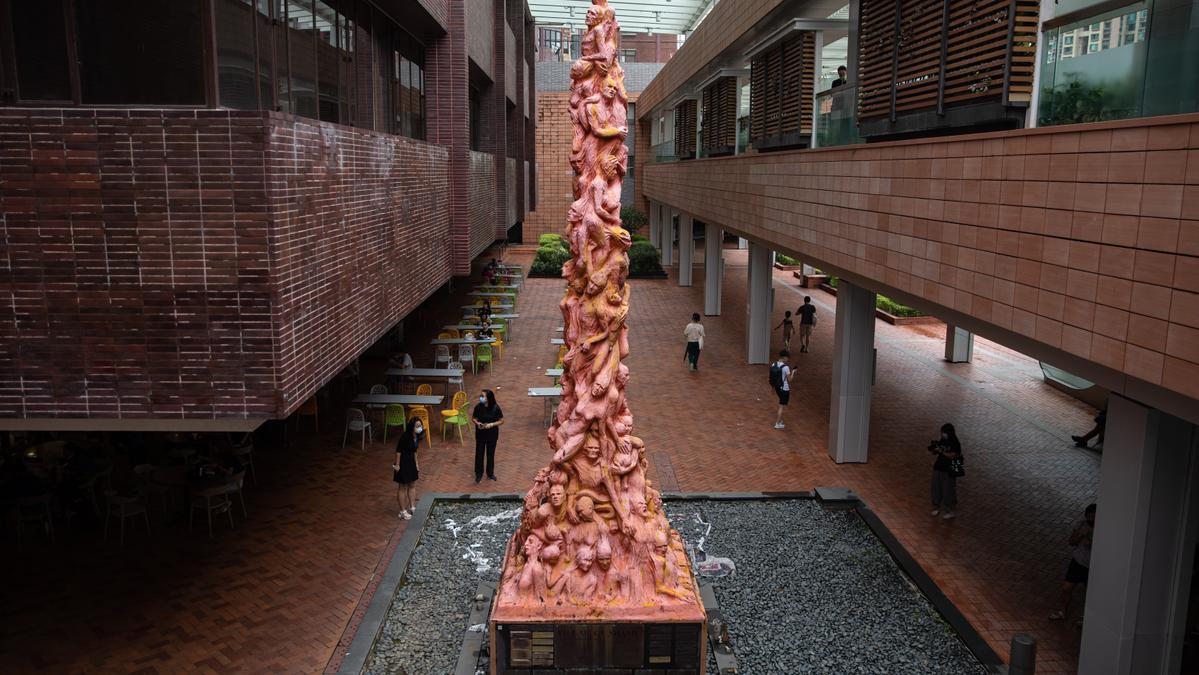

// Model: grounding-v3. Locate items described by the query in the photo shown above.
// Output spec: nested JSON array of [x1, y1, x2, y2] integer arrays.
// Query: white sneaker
[[403, 510, 413, 520], [774, 422, 784, 429], [941, 510, 956, 520], [930, 509, 940, 516]]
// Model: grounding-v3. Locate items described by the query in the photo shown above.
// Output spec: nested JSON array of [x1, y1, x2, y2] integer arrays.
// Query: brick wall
[[525, 92, 572, 242], [467, 0, 495, 78], [0, 109, 451, 423], [267, 116, 451, 417], [620, 33, 678, 63], [470, 149, 498, 258], [644, 113, 1199, 417], [526, 92, 640, 242]]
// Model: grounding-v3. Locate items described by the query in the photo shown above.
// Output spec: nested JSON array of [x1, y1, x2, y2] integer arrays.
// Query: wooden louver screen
[[749, 32, 815, 149], [858, 0, 1040, 124], [700, 76, 737, 154], [674, 99, 697, 158]]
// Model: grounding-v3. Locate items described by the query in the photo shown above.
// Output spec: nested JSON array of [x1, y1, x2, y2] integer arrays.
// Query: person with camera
[[928, 423, 963, 520]]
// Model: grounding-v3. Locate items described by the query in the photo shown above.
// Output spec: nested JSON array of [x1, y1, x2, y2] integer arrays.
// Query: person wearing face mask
[[393, 420, 422, 519], [928, 422, 963, 520], [472, 389, 505, 483]]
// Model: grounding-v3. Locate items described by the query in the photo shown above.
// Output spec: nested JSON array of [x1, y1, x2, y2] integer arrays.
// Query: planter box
[[774, 263, 803, 271], [817, 283, 941, 326], [794, 272, 828, 288]]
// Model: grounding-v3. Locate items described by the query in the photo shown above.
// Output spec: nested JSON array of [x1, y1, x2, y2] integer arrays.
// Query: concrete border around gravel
[[335, 491, 1002, 674]]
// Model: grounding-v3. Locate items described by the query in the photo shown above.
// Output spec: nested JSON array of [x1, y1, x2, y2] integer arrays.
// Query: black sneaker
[[475, 476, 482, 484], [488, 475, 497, 481]]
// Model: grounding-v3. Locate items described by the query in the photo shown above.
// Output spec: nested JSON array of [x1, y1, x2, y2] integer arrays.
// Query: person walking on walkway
[[929, 423, 963, 519], [683, 313, 705, 372], [776, 310, 794, 349], [1050, 503, 1096, 622], [393, 420, 422, 520], [770, 350, 795, 429], [1071, 407, 1106, 448], [472, 389, 505, 483], [796, 296, 817, 353]]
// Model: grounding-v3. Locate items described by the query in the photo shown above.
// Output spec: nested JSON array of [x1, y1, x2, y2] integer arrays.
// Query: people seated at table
[[388, 350, 413, 392], [478, 320, 495, 339], [477, 301, 493, 320]]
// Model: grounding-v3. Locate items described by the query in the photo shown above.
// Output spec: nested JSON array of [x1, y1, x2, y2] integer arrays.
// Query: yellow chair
[[441, 394, 471, 444], [492, 336, 504, 358], [463, 315, 481, 325], [415, 384, 433, 396], [555, 345, 568, 368], [445, 329, 460, 339], [407, 406, 432, 447], [296, 397, 319, 432]]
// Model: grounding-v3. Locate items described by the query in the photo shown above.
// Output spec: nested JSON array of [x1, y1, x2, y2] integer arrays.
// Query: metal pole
[[1010, 633, 1037, 675]]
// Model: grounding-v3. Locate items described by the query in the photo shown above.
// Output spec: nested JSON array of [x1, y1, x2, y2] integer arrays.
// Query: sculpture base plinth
[[488, 616, 706, 674]]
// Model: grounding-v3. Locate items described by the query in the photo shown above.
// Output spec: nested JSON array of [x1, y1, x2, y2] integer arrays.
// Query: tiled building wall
[[644, 114, 1199, 411], [525, 92, 573, 241], [426, 1, 474, 275], [526, 92, 641, 242], [0, 109, 275, 420], [620, 33, 679, 63], [267, 116, 451, 417], [0, 109, 451, 422], [467, 0, 495, 78], [470, 150, 499, 257]]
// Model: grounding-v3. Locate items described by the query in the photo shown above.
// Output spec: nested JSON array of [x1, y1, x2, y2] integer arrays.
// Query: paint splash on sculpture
[[496, 0, 697, 611]]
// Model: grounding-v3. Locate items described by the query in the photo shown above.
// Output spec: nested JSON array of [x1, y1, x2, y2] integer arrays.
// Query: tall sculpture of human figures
[[496, 0, 697, 609]]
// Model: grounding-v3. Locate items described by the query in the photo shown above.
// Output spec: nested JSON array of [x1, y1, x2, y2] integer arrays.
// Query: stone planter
[[817, 283, 941, 326], [774, 263, 803, 271], [794, 272, 828, 288]]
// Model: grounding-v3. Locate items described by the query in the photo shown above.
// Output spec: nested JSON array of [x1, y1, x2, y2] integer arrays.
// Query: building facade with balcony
[[0, 0, 536, 430], [634, 0, 1199, 672]]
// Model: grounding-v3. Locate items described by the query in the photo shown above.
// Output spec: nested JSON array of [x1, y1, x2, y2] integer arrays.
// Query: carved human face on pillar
[[633, 495, 649, 518], [586, 5, 601, 27], [654, 530, 669, 556], [597, 540, 612, 570], [523, 535, 543, 558], [601, 77, 617, 100], [576, 495, 595, 522], [584, 439, 602, 462], [548, 484, 566, 509], [577, 546, 595, 572]]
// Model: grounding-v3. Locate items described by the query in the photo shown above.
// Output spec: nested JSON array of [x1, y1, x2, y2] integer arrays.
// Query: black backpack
[[769, 361, 783, 389]]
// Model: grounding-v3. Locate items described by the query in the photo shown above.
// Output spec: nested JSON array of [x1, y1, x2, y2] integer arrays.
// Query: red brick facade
[[619, 33, 678, 63], [0, 109, 452, 423]]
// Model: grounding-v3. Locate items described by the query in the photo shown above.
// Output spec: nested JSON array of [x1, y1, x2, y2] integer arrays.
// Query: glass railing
[[736, 115, 749, 154], [815, 85, 862, 148], [653, 141, 679, 163]]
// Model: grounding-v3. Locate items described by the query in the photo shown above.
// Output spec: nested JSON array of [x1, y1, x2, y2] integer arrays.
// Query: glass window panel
[[1038, 3, 1149, 126], [286, 0, 318, 119], [1142, 0, 1199, 117], [256, 0, 275, 110], [216, 0, 259, 110], [274, 0, 291, 112], [313, 0, 339, 122], [10, 0, 72, 101], [75, 0, 205, 105]]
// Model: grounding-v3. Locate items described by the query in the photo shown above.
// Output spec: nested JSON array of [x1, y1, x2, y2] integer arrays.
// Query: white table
[[475, 284, 519, 291], [462, 303, 514, 311], [468, 291, 517, 299], [460, 312, 520, 338], [528, 386, 564, 427], [551, 338, 565, 345], [545, 368, 563, 377], [556, 327, 563, 332], [386, 367, 464, 397], [431, 338, 496, 346], [353, 394, 443, 406], [443, 324, 506, 334]]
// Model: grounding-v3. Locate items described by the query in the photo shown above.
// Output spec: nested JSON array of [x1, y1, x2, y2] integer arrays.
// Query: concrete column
[[661, 209, 674, 267], [648, 200, 660, 250], [828, 281, 876, 464], [704, 222, 723, 316], [1079, 394, 1199, 675], [746, 242, 773, 364], [944, 324, 974, 363], [678, 212, 694, 286]]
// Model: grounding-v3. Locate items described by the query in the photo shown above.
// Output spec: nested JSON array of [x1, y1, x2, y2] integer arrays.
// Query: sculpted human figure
[[517, 535, 549, 599], [576, 4, 617, 75]]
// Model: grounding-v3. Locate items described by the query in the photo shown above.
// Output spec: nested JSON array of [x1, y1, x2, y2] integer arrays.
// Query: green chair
[[382, 404, 406, 444], [442, 397, 472, 445], [476, 343, 494, 373]]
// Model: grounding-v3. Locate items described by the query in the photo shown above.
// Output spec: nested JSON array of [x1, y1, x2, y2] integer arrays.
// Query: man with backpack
[[769, 350, 795, 429]]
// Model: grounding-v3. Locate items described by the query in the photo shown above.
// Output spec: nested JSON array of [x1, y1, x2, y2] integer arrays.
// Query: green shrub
[[876, 295, 922, 317], [620, 205, 647, 233], [531, 243, 571, 275], [631, 233, 650, 244], [538, 233, 564, 247], [827, 276, 839, 288], [628, 240, 662, 276], [776, 253, 801, 266]]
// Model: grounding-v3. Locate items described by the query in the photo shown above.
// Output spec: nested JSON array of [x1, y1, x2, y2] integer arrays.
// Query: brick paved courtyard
[[0, 246, 1099, 674]]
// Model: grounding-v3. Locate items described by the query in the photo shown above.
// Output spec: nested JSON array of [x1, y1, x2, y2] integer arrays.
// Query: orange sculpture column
[[488, 2, 706, 672]]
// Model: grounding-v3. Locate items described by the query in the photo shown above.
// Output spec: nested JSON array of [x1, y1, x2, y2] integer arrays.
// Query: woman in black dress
[[393, 420, 422, 519], [472, 389, 505, 483], [929, 422, 962, 520]]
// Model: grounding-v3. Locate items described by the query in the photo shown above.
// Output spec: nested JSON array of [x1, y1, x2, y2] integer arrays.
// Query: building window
[[74, 0, 205, 105], [620, 48, 636, 63], [469, 86, 482, 151], [216, 0, 260, 110], [8, 0, 72, 101], [392, 27, 424, 140], [285, 1, 318, 119]]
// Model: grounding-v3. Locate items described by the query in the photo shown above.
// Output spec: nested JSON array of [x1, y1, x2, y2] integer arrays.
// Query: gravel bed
[[364, 498, 985, 675], [665, 499, 987, 675]]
